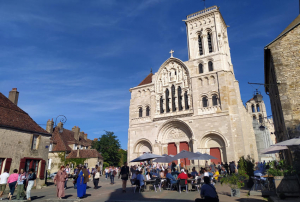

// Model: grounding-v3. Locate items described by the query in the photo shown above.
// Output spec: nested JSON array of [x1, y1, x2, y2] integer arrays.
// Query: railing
[[187, 6, 218, 19]]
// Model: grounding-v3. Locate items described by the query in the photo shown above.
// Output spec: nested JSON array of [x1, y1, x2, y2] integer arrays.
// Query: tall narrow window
[[256, 104, 260, 112], [259, 115, 263, 123], [202, 97, 208, 107], [139, 107, 142, 117], [160, 96, 164, 114], [252, 105, 255, 113], [32, 135, 38, 150], [208, 61, 213, 71], [184, 91, 189, 110], [146, 106, 150, 116], [198, 35, 203, 55], [178, 86, 183, 111], [165, 89, 170, 113], [207, 32, 213, 53], [212, 95, 218, 106], [199, 64, 203, 74], [171, 85, 176, 112]]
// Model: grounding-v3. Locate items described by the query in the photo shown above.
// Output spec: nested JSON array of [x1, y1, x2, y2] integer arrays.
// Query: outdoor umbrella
[[274, 137, 300, 146], [153, 154, 174, 163], [130, 152, 164, 162], [172, 150, 200, 166], [260, 145, 288, 154]]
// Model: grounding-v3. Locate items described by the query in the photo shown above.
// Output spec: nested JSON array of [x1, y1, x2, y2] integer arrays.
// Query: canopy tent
[[260, 145, 288, 154], [188, 152, 217, 161], [130, 153, 164, 162], [274, 137, 300, 146], [172, 150, 200, 166], [153, 154, 174, 163]]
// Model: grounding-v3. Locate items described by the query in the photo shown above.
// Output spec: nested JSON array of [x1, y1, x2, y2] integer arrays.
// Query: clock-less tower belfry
[[127, 6, 258, 166]]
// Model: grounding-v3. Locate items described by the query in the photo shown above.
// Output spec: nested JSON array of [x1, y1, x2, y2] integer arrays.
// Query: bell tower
[[184, 6, 233, 72]]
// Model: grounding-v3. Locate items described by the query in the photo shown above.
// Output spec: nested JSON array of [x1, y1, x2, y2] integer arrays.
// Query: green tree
[[118, 149, 127, 166], [92, 131, 121, 166]]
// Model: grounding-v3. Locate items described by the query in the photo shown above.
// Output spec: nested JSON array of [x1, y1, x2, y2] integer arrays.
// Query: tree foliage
[[92, 131, 121, 166], [118, 149, 127, 167]]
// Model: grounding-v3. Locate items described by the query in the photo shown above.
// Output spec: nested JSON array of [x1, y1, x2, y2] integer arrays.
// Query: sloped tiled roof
[[138, 73, 153, 86], [66, 149, 103, 159], [51, 127, 93, 152], [0, 92, 50, 136]]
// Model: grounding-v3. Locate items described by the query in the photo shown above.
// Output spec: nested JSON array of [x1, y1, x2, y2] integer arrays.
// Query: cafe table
[[144, 179, 156, 191]]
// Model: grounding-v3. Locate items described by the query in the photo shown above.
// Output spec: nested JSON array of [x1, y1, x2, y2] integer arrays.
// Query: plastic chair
[[179, 179, 188, 193], [134, 180, 144, 193], [193, 178, 202, 192]]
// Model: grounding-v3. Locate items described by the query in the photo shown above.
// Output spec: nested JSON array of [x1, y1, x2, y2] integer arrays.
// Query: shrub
[[103, 162, 109, 168], [220, 172, 248, 189]]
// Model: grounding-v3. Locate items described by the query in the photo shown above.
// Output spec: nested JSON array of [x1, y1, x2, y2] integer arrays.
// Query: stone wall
[[0, 128, 50, 187], [267, 24, 300, 167]]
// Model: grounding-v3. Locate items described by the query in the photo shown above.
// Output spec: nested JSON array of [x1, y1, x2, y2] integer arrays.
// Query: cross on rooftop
[[169, 50, 174, 58]]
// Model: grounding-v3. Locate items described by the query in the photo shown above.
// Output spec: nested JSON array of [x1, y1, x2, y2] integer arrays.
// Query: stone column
[[175, 142, 180, 165], [202, 33, 208, 56]]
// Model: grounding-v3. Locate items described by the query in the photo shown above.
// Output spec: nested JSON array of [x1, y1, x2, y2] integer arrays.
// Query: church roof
[[0, 92, 50, 136], [138, 73, 153, 86]]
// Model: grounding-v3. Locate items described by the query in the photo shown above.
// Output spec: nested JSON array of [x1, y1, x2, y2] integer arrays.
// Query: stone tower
[[246, 92, 276, 162], [128, 6, 258, 166]]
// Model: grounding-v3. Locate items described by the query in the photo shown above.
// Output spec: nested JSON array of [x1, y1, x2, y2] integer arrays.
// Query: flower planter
[[274, 176, 300, 197], [231, 188, 240, 197]]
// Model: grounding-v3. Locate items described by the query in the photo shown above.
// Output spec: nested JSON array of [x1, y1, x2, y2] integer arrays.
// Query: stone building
[[128, 6, 258, 167], [245, 93, 276, 162], [264, 14, 300, 167], [66, 149, 103, 171], [0, 88, 51, 188], [46, 121, 103, 173]]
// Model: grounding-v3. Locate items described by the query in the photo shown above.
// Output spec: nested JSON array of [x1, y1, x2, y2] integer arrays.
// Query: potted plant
[[267, 160, 299, 197], [220, 172, 248, 197]]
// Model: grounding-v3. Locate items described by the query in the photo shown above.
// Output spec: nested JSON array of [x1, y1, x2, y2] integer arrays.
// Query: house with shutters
[[46, 121, 103, 174], [0, 88, 51, 188]]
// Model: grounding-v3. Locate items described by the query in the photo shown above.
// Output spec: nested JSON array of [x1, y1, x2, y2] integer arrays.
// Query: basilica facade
[[127, 6, 258, 166]]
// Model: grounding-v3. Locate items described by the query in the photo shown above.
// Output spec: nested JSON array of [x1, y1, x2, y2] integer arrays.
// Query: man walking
[[0, 169, 9, 200]]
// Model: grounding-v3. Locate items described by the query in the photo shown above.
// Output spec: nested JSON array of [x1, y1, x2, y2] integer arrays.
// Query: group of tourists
[[0, 168, 36, 201]]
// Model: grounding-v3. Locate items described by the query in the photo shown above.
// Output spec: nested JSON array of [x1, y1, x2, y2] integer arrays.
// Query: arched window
[[146, 106, 150, 116], [253, 116, 256, 121], [165, 89, 170, 113], [139, 107, 143, 117], [178, 86, 183, 111], [259, 115, 263, 123], [212, 95, 218, 106], [160, 96, 164, 114], [202, 96, 208, 107], [208, 61, 213, 71], [207, 32, 213, 53], [252, 105, 255, 113], [184, 91, 189, 110], [199, 64, 203, 74], [198, 35, 203, 55], [256, 104, 260, 112], [171, 85, 176, 112]]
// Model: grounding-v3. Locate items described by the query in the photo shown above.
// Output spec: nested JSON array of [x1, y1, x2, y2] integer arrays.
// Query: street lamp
[[253, 89, 263, 103], [54, 115, 67, 133]]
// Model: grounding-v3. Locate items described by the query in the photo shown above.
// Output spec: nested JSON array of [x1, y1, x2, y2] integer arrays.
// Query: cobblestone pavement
[[4, 177, 268, 202]]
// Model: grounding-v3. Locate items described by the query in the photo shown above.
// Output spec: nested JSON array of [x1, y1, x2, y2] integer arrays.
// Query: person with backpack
[[195, 176, 219, 202]]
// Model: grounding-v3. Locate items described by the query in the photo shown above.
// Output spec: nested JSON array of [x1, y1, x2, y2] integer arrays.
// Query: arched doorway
[[157, 120, 194, 166], [134, 139, 153, 158], [200, 133, 227, 164]]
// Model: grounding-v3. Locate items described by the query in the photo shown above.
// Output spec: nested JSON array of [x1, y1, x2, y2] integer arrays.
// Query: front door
[[210, 147, 221, 164], [180, 142, 190, 166], [168, 143, 177, 164]]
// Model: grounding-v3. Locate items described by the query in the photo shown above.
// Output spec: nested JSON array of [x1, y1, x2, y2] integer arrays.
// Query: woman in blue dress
[[76, 167, 85, 198]]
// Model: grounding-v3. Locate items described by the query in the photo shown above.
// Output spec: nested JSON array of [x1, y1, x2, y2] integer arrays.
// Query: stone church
[[128, 6, 258, 166]]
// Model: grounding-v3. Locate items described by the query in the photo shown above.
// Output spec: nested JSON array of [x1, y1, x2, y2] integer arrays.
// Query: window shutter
[[19, 158, 26, 173], [39, 160, 46, 179], [4, 158, 12, 172]]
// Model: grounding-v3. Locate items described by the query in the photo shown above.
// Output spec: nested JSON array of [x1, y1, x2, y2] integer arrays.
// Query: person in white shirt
[[64, 164, 71, 189], [0, 169, 10, 200]]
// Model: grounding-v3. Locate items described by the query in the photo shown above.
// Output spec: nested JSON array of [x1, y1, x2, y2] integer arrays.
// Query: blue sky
[[0, 0, 299, 149]]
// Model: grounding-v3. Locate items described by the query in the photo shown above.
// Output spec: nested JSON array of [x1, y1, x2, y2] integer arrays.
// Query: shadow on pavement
[[31, 195, 45, 201]]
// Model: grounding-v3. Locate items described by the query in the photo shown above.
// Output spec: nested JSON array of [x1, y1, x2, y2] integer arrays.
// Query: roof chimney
[[72, 126, 80, 141], [8, 88, 19, 105], [46, 118, 54, 134], [57, 122, 64, 133], [83, 133, 87, 140]]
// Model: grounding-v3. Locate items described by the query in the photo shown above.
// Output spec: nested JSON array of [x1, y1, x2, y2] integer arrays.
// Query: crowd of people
[[0, 168, 36, 201]]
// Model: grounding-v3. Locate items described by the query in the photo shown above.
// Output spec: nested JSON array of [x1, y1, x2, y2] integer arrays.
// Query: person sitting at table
[[131, 170, 137, 180], [159, 170, 164, 179], [178, 169, 188, 184], [191, 168, 198, 178], [199, 167, 204, 175], [195, 176, 218, 202], [203, 168, 209, 177], [166, 169, 177, 187], [136, 171, 145, 188]]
